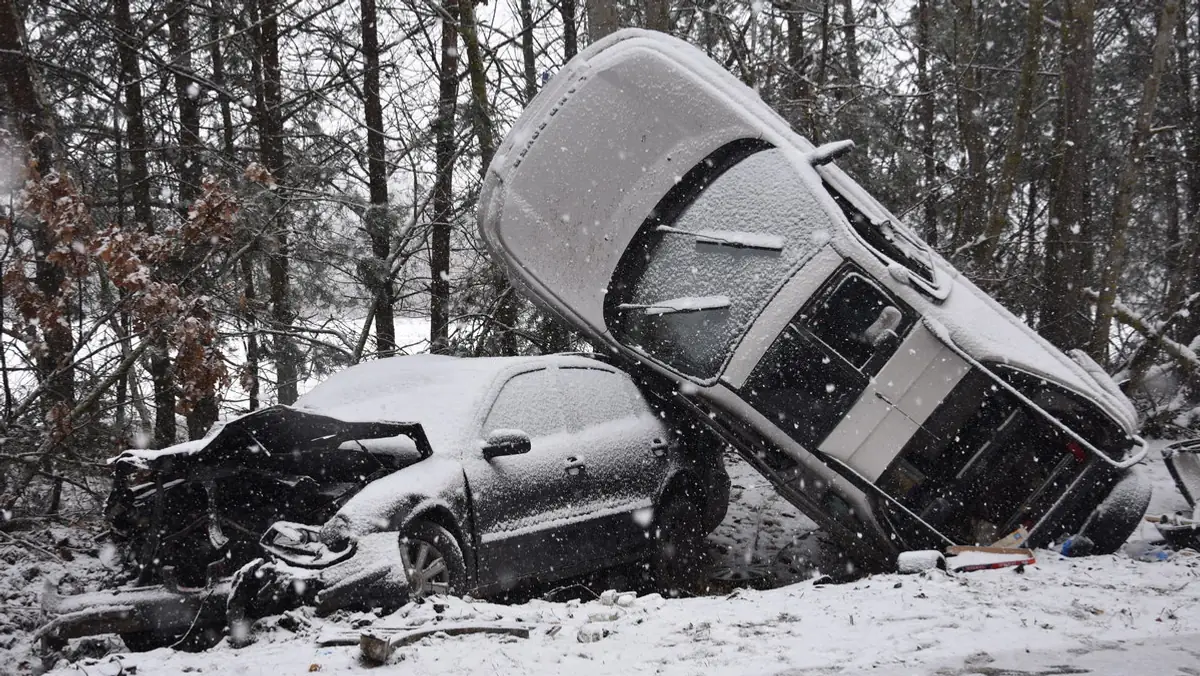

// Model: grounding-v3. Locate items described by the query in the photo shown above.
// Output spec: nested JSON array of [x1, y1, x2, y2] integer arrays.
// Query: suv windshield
[[606, 141, 833, 379]]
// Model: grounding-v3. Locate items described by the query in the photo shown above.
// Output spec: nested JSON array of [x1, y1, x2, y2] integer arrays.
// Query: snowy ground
[[6, 444, 1200, 676]]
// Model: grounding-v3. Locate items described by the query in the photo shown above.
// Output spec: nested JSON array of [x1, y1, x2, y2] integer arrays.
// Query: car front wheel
[[399, 521, 466, 600]]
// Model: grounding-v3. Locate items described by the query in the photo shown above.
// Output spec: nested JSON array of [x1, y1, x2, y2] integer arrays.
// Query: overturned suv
[[479, 29, 1152, 573], [42, 354, 727, 650]]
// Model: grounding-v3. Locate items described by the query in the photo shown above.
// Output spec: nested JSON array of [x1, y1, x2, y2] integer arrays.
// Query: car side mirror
[[863, 306, 903, 348], [482, 429, 532, 459]]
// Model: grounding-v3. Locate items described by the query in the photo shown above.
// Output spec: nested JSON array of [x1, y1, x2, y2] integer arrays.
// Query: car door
[[740, 263, 916, 456], [465, 367, 591, 589], [554, 366, 668, 563]]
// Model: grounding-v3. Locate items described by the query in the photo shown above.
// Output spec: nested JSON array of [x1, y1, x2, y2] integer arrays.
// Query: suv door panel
[[820, 323, 970, 481]]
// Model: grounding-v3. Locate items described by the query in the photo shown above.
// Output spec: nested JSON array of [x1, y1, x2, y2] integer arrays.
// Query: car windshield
[[606, 142, 834, 379]]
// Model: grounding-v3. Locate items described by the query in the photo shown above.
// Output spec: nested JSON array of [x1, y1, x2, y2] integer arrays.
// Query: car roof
[[294, 354, 618, 451]]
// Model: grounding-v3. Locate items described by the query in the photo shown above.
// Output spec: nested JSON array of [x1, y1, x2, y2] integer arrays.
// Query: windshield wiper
[[617, 295, 732, 316], [656, 225, 784, 253]]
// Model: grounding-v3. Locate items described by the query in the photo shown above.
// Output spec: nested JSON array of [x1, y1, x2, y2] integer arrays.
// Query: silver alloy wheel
[[400, 536, 451, 598]]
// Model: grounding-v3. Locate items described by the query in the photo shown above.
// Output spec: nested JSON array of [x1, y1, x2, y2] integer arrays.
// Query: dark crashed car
[[478, 30, 1151, 572], [106, 354, 729, 610]]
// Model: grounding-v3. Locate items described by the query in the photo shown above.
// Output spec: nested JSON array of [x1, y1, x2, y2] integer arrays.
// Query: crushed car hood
[[112, 405, 432, 471]]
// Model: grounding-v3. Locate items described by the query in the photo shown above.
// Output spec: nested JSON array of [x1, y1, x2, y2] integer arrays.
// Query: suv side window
[[742, 265, 914, 448], [807, 272, 914, 373], [483, 369, 563, 437], [556, 367, 644, 432]]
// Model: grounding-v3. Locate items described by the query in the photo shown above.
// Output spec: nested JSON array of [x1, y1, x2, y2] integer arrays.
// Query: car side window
[[483, 369, 563, 438], [806, 270, 914, 374], [556, 367, 645, 432]]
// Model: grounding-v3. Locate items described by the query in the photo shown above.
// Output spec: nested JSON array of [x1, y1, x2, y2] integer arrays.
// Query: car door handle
[[650, 438, 669, 458], [564, 456, 585, 475]]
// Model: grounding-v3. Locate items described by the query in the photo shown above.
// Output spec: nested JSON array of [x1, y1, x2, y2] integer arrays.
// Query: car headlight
[[319, 514, 352, 551]]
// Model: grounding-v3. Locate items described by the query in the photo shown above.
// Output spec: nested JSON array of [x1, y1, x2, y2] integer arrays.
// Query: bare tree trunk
[[460, 0, 517, 355], [646, 0, 670, 33], [814, 0, 831, 143], [783, 0, 808, 131], [950, 0, 987, 258], [252, 0, 300, 403], [209, 0, 260, 409], [1089, 0, 1180, 361], [361, 0, 396, 357], [1040, 0, 1096, 351], [0, 0, 74, 414], [841, 0, 858, 86], [561, 0, 578, 60], [917, 0, 937, 246], [1172, 1, 1200, 343], [115, 0, 175, 445], [168, 1, 219, 439], [521, 0, 537, 102], [460, 0, 495, 173], [975, 0, 1044, 272], [430, 0, 459, 351], [587, 0, 619, 43]]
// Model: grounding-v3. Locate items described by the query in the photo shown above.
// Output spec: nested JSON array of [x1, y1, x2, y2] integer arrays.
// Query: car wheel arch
[[401, 502, 476, 584]]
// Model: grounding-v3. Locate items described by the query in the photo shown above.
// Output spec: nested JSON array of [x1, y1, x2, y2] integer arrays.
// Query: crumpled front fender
[[333, 455, 469, 538]]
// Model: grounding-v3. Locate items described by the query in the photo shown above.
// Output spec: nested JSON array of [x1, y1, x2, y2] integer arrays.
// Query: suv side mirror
[[863, 306, 903, 348], [482, 429, 532, 459]]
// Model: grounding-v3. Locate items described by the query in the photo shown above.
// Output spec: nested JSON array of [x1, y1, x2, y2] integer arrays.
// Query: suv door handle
[[564, 456, 586, 475], [650, 438, 669, 458]]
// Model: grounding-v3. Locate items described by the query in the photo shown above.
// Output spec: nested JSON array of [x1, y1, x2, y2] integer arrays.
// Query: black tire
[[651, 489, 708, 596], [1080, 466, 1153, 555], [399, 521, 467, 600]]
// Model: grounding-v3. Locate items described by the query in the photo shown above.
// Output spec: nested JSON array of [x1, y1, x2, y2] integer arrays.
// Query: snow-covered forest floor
[[5, 444, 1199, 676]]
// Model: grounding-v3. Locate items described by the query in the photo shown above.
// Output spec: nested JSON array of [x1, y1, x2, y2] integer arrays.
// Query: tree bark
[[783, 0, 808, 132], [917, 0, 937, 246], [975, 0, 1044, 272], [1088, 0, 1180, 360], [950, 0, 987, 258], [430, 0, 459, 351], [1039, 0, 1096, 351], [115, 0, 175, 445], [209, 0, 259, 410], [521, 0, 537, 103], [561, 0, 578, 60], [587, 0, 619, 43], [251, 0, 300, 404], [361, 0, 396, 357], [646, 0, 670, 33]]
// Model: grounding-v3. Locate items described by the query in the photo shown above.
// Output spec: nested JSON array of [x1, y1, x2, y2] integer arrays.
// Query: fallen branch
[[358, 622, 531, 664], [1085, 289, 1199, 379], [0, 529, 62, 561]]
